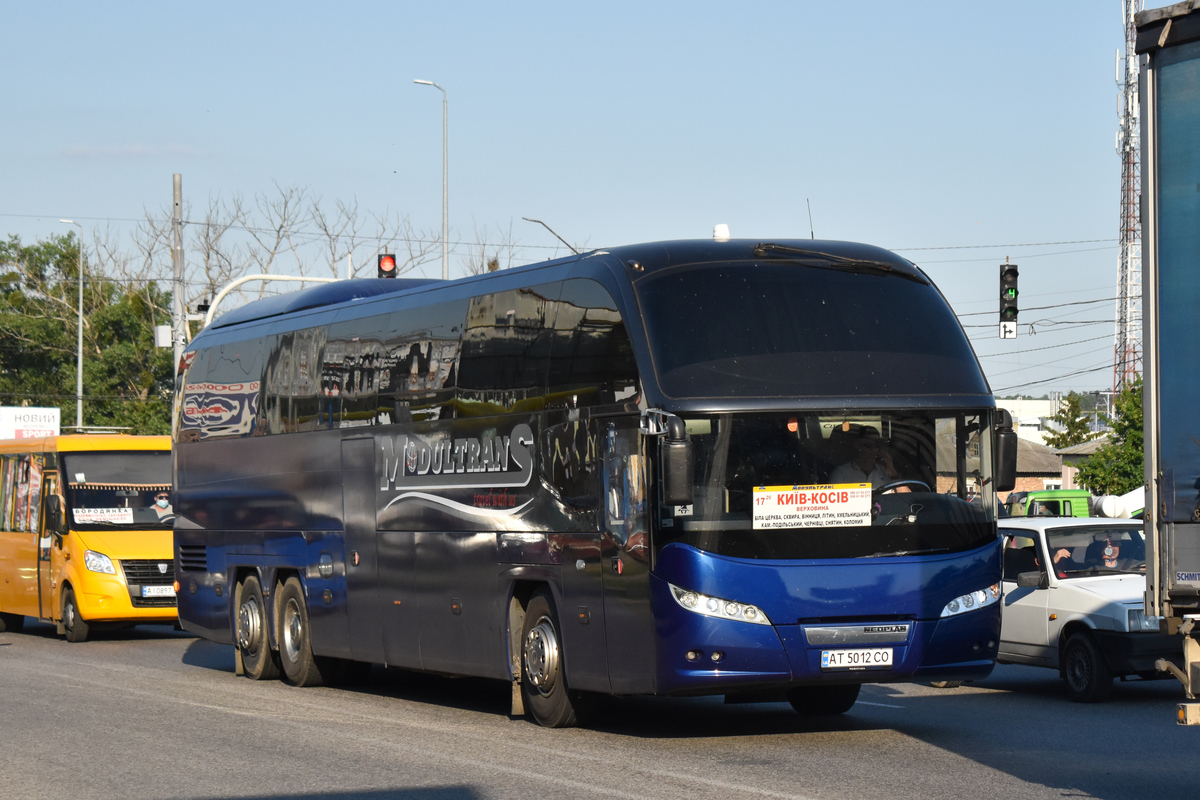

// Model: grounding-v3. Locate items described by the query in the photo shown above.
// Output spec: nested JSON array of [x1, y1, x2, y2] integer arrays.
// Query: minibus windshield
[[61, 451, 173, 529]]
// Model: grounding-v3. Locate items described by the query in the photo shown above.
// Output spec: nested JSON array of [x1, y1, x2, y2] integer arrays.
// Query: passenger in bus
[[829, 427, 910, 491]]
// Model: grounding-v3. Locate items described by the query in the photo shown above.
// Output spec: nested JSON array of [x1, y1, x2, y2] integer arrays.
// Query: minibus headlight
[[669, 583, 772, 626], [84, 550, 116, 575], [940, 584, 1000, 618]]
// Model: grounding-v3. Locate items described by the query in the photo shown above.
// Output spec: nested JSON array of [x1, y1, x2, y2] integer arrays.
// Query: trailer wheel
[[61, 586, 90, 643], [236, 575, 280, 680], [1062, 631, 1112, 703], [521, 590, 580, 728], [0, 612, 25, 633], [787, 684, 861, 715], [278, 577, 324, 687]]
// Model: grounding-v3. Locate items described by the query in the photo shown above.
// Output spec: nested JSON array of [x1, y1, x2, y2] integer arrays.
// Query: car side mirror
[[1016, 570, 1048, 589]]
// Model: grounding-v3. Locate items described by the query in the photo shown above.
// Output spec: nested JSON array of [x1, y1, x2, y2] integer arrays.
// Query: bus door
[[600, 419, 655, 693], [341, 437, 384, 663], [37, 472, 58, 621]]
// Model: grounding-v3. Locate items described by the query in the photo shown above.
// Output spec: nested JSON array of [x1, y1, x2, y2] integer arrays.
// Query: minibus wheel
[[0, 612, 24, 633], [786, 683, 861, 715], [61, 586, 90, 643], [521, 589, 580, 728], [278, 577, 324, 687], [236, 575, 280, 680]]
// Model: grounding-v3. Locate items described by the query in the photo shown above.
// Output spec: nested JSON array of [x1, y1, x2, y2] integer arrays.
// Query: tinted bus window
[[635, 262, 986, 398], [547, 278, 640, 409], [457, 284, 559, 414]]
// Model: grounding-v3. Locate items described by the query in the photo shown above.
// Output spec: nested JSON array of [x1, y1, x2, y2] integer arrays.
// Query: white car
[[995, 517, 1180, 702]]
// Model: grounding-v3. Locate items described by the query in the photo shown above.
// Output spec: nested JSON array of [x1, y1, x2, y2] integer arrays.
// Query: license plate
[[821, 647, 893, 669], [142, 585, 176, 598]]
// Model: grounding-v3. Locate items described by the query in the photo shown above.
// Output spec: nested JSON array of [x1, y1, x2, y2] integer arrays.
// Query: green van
[[1004, 489, 1091, 518]]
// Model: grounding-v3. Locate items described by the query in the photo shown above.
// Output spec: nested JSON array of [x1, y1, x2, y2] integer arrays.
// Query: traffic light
[[1000, 263, 1019, 321], [377, 253, 397, 278]]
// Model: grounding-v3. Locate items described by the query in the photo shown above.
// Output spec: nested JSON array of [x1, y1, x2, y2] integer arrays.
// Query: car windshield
[[1045, 524, 1146, 575], [655, 410, 997, 560], [61, 451, 173, 530]]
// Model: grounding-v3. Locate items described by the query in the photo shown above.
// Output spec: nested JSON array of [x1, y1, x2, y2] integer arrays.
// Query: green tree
[[1043, 391, 1099, 450], [0, 233, 174, 434], [1075, 378, 1143, 495]]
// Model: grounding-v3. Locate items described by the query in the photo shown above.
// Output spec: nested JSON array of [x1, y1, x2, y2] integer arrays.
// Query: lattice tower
[[1114, 0, 1143, 390]]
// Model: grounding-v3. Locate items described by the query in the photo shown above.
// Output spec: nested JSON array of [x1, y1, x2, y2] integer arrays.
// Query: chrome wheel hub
[[237, 596, 262, 654], [523, 616, 560, 696], [282, 599, 303, 662]]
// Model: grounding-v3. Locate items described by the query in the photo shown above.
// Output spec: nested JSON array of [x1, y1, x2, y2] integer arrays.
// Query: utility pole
[[172, 174, 185, 370], [1114, 0, 1143, 391]]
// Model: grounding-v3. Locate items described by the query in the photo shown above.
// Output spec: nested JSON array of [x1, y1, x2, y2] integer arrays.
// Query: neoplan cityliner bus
[[0, 434, 176, 641], [173, 238, 1016, 726]]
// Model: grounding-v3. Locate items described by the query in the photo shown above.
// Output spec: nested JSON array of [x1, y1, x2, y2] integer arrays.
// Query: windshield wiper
[[1060, 566, 1143, 576], [862, 547, 949, 558], [753, 243, 928, 285]]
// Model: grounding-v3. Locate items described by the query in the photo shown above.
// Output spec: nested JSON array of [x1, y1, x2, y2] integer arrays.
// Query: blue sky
[[1, 1, 1139, 397]]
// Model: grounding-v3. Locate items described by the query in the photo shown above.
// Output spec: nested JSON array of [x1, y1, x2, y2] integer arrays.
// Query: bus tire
[[236, 575, 280, 681], [61, 586, 90, 643], [0, 612, 25, 633], [1062, 631, 1112, 703], [521, 590, 579, 728], [278, 577, 324, 687], [786, 683, 861, 716]]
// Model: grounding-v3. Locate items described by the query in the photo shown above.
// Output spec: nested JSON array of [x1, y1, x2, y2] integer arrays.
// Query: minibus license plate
[[142, 585, 176, 598], [821, 647, 892, 669]]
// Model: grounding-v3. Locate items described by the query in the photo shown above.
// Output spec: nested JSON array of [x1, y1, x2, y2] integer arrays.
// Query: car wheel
[[61, 586, 90, 643], [521, 590, 582, 728], [1062, 632, 1112, 703], [787, 684, 861, 715], [277, 577, 325, 687], [236, 575, 280, 681]]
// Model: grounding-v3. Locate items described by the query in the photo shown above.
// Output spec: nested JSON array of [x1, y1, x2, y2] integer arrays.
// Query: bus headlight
[[669, 583, 772, 626], [84, 550, 116, 575], [940, 584, 1000, 618]]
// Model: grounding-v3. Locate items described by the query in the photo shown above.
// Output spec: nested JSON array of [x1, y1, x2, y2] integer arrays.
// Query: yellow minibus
[[0, 434, 175, 641]]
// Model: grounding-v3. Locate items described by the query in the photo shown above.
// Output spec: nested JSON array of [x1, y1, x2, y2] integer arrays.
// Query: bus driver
[[830, 427, 910, 492]]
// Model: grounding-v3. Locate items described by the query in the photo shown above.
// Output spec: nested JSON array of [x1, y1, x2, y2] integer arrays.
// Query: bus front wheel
[[787, 684, 861, 715], [278, 577, 324, 687], [236, 575, 280, 681], [61, 586, 90, 643], [521, 590, 581, 728]]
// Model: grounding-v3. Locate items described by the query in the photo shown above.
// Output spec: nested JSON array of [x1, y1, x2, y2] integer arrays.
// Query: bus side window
[[547, 279, 640, 410], [457, 284, 559, 413]]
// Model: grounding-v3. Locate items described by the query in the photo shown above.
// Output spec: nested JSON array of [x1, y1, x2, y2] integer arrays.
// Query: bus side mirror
[[995, 409, 1017, 493], [44, 495, 64, 534], [660, 416, 694, 506]]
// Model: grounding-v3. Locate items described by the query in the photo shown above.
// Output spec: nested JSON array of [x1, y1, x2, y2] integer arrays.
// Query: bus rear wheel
[[0, 612, 24, 633], [236, 575, 279, 680], [61, 586, 90, 643], [278, 577, 324, 687], [521, 590, 581, 728], [787, 684, 861, 716]]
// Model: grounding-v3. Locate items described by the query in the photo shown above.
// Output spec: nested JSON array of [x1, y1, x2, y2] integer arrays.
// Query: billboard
[[0, 407, 60, 440]]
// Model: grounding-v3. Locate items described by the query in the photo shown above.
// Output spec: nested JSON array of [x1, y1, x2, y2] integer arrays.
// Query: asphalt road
[[0, 620, 1193, 800]]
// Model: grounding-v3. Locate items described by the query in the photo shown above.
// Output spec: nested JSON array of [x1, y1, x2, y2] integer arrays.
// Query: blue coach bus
[[173, 238, 1016, 727]]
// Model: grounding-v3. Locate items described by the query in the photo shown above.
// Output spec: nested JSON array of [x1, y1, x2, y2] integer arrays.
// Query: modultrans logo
[[379, 423, 534, 492]]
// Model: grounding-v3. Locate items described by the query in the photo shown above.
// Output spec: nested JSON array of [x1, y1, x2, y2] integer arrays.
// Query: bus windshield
[[657, 410, 996, 560], [61, 451, 173, 530], [634, 260, 987, 398]]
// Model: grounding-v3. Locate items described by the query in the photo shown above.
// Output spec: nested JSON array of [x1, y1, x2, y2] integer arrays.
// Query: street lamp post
[[414, 79, 448, 280], [59, 219, 84, 428]]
